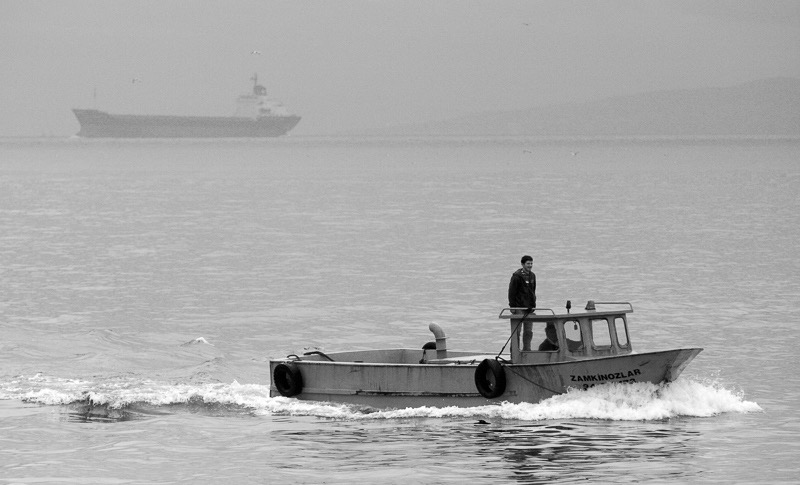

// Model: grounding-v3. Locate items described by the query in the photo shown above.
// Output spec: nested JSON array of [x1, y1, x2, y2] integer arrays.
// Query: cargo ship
[[72, 74, 301, 138]]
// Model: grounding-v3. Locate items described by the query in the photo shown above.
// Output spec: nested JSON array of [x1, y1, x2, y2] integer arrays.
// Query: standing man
[[508, 255, 537, 350]]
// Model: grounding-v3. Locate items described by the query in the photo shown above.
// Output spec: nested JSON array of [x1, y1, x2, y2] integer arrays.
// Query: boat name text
[[570, 368, 641, 382]]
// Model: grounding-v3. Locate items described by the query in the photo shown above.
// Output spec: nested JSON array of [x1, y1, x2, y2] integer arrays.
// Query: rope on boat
[[495, 307, 533, 359]]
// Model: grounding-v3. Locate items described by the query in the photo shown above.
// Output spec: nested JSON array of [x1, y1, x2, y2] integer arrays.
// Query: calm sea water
[[0, 136, 797, 484]]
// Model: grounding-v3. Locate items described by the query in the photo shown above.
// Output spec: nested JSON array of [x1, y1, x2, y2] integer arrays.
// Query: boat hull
[[72, 109, 301, 138], [269, 348, 703, 408]]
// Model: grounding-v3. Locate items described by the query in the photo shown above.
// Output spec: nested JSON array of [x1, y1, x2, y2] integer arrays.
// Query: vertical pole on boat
[[508, 317, 521, 359]]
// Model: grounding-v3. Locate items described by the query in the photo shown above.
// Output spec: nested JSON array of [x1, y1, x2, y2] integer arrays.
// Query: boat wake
[[1, 374, 761, 422]]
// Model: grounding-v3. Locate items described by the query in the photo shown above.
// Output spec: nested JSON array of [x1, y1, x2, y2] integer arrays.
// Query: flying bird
[[131, 77, 142, 84], [251, 50, 262, 55]]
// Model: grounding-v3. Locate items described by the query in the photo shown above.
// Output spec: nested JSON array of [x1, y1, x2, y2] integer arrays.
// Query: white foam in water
[[1, 375, 761, 420], [181, 337, 214, 346], [253, 378, 763, 421]]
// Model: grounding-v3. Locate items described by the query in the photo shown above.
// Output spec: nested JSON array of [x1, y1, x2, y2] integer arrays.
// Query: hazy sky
[[2, 0, 799, 136]]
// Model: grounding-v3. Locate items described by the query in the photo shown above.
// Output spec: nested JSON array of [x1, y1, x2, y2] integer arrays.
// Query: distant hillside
[[377, 78, 800, 136]]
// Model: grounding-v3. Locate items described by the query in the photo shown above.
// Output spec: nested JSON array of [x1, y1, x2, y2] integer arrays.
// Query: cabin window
[[591, 318, 612, 348], [531, 321, 558, 352], [615, 317, 629, 347], [564, 319, 584, 351]]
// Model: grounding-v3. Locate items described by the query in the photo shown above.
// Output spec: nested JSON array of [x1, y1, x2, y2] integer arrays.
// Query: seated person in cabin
[[566, 338, 584, 352], [538, 323, 559, 351]]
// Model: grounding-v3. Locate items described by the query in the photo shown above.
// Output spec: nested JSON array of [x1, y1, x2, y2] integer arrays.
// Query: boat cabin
[[499, 301, 633, 364]]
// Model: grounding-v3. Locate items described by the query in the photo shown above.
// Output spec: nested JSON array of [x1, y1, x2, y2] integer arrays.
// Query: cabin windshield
[[515, 319, 585, 352], [591, 318, 612, 348], [564, 319, 584, 351]]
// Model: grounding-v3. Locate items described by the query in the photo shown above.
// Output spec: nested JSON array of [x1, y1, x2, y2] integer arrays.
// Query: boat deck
[[292, 349, 499, 365]]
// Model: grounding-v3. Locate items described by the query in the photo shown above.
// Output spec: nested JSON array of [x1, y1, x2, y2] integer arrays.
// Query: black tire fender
[[474, 359, 506, 399], [273, 363, 303, 397]]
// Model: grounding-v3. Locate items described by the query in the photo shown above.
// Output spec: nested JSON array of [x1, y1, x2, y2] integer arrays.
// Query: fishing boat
[[269, 301, 702, 408]]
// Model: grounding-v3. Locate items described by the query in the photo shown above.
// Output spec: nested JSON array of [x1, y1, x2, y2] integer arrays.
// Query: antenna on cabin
[[566, 300, 571, 313]]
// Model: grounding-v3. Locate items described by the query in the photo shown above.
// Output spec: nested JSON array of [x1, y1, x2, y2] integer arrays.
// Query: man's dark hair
[[521, 255, 533, 264]]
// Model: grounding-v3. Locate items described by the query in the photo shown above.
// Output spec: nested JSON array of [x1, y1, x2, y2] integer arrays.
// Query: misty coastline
[[355, 77, 800, 138]]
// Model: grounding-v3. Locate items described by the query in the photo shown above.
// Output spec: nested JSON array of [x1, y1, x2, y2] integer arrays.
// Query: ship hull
[[73, 109, 301, 138]]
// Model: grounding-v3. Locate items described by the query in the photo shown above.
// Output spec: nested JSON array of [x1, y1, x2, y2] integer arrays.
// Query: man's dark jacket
[[508, 269, 536, 309]]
